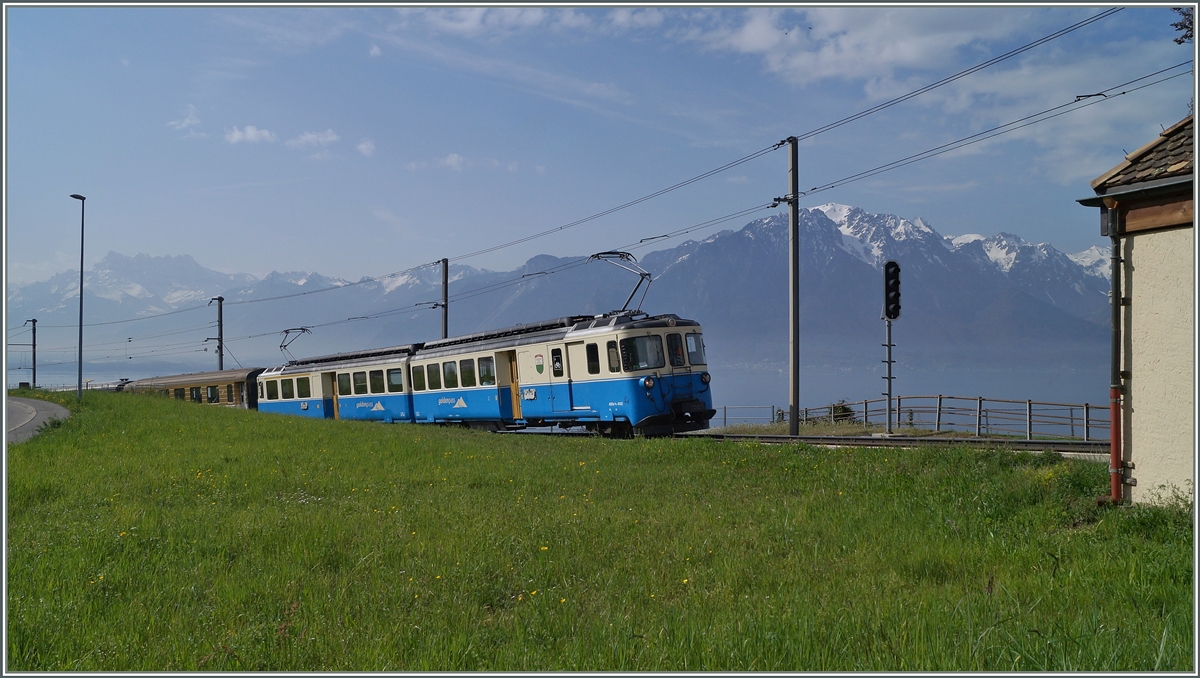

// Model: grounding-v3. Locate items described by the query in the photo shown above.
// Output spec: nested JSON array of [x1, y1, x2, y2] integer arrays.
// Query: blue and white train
[[255, 312, 715, 436]]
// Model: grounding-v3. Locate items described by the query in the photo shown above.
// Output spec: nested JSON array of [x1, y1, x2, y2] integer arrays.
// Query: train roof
[[125, 367, 265, 389], [414, 312, 699, 359], [284, 343, 421, 368], [265, 312, 702, 372]]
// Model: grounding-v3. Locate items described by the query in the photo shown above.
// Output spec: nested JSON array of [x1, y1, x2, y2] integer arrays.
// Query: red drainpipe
[[1106, 201, 1124, 504]]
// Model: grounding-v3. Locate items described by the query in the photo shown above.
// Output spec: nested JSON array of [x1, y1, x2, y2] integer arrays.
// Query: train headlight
[[642, 376, 655, 389], [700, 372, 711, 384]]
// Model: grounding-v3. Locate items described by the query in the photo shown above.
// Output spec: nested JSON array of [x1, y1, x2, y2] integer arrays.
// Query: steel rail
[[676, 431, 1108, 456]]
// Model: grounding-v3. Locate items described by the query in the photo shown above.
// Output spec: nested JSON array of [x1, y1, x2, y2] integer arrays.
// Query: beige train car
[[121, 368, 266, 409]]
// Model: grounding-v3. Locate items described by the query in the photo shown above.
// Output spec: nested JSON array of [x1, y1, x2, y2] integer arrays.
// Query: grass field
[[6, 389, 1193, 671]]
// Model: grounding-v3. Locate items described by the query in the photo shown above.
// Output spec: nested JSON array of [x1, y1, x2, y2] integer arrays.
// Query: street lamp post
[[71, 194, 86, 400]]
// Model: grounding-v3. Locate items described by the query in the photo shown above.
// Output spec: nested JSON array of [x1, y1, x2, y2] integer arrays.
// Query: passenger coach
[[122, 368, 265, 409], [256, 312, 714, 436]]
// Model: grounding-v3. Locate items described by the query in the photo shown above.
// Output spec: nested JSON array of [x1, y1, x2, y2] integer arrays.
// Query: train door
[[495, 351, 521, 420], [666, 332, 693, 399], [322, 372, 339, 419], [548, 343, 571, 412], [565, 341, 590, 411]]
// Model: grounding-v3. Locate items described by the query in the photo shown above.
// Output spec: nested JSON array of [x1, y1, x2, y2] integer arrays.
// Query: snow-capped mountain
[[1067, 245, 1111, 280], [6, 205, 1111, 403], [5, 252, 258, 317]]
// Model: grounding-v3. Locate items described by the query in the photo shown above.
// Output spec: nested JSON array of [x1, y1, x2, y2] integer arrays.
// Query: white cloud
[[357, 139, 376, 156], [436, 153, 465, 171], [400, 7, 548, 37], [369, 43, 381, 57], [684, 7, 1051, 87], [609, 8, 664, 31], [554, 9, 591, 30], [167, 104, 204, 137], [286, 129, 340, 148], [225, 125, 277, 144], [407, 153, 521, 172]]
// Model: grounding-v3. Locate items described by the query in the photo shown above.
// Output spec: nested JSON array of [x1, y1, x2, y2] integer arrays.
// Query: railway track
[[497, 427, 1109, 460], [676, 431, 1108, 459]]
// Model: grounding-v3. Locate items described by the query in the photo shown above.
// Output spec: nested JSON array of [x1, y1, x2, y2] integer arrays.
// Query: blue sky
[[4, 5, 1195, 286]]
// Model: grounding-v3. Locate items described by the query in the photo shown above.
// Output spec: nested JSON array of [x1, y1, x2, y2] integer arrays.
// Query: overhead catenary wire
[[21, 9, 1123, 336], [14, 57, 1186, 375], [789, 7, 1124, 144], [218, 59, 1189, 347], [803, 64, 1193, 196]]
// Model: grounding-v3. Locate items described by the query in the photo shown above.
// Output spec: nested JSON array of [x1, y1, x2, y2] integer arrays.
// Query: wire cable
[[791, 8, 1124, 144], [804, 64, 1192, 196]]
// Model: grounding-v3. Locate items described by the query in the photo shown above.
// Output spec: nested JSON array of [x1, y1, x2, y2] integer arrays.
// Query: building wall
[[1122, 224, 1195, 503]]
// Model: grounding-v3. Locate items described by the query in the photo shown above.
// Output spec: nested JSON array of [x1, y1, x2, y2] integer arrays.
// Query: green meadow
[[6, 389, 1193, 671]]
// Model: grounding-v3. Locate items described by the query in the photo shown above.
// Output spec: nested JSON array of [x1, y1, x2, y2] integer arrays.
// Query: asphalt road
[[7, 397, 71, 445]]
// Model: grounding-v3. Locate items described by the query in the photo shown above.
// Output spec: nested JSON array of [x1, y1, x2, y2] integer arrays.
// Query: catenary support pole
[[787, 137, 800, 436], [441, 258, 449, 340], [26, 319, 36, 388], [216, 296, 224, 371]]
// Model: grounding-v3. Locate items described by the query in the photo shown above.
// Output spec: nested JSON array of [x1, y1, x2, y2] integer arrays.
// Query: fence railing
[[715, 395, 1109, 442]]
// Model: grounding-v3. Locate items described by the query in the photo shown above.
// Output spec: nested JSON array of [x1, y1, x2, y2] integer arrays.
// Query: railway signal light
[[883, 260, 901, 320]]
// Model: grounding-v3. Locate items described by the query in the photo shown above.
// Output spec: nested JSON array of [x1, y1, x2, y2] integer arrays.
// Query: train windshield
[[620, 335, 665, 372], [686, 333, 706, 365]]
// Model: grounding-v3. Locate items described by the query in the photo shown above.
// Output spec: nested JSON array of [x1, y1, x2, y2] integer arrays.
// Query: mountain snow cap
[[813, 203, 854, 225], [1068, 245, 1112, 280]]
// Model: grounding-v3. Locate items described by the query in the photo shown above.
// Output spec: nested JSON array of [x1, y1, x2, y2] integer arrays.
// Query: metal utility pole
[[70, 194, 86, 400], [883, 319, 895, 433], [208, 296, 225, 370], [14, 319, 37, 388], [441, 258, 449, 339], [786, 137, 800, 436], [27, 319, 36, 387]]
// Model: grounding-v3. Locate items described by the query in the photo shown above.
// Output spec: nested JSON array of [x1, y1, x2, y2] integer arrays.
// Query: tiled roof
[[1091, 116, 1193, 190]]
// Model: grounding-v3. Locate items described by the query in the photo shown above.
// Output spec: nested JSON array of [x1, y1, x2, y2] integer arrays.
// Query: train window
[[369, 370, 385, 394], [387, 368, 404, 392], [266, 381, 279, 400], [442, 361, 458, 389], [686, 333, 707, 365], [175, 388, 185, 400], [297, 377, 311, 399], [281, 379, 295, 399], [353, 372, 368, 395], [411, 366, 426, 391], [667, 333, 686, 367], [478, 357, 496, 386], [459, 359, 476, 387], [227, 384, 234, 403], [586, 343, 600, 375], [607, 341, 621, 373], [258, 382, 264, 399], [207, 385, 219, 403], [426, 364, 442, 390], [337, 373, 352, 396], [191, 387, 202, 402], [620, 335, 666, 372], [551, 349, 564, 377]]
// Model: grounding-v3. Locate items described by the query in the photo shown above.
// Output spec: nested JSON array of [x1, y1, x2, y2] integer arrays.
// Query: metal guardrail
[[715, 395, 1110, 442]]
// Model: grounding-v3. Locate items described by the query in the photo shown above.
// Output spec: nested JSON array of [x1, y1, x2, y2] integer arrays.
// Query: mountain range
[[6, 204, 1111, 406]]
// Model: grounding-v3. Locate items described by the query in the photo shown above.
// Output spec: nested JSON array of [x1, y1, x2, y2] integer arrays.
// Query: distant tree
[[1172, 8, 1194, 114], [1171, 7, 1193, 44]]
